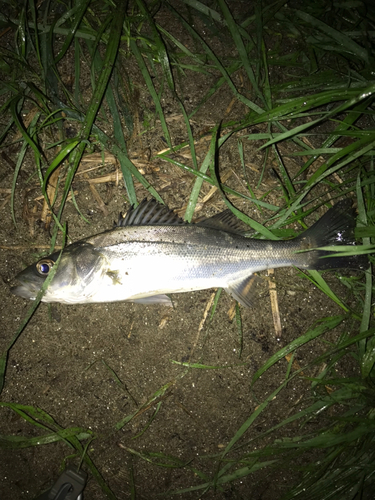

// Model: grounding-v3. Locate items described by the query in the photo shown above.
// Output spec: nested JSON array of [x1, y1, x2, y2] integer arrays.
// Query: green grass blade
[[305, 271, 349, 313], [217, 0, 266, 108], [157, 152, 279, 210], [50, 0, 127, 249], [210, 288, 223, 320], [10, 137, 28, 226], [0, 233, 65, 395], [251, 315, 345, 385], [130, 38, 172, 148], [183, 125, 220, 221], [114, 381, 174, 431], [135, 0, 174, 91], [165, 2, 264, 114], [54, 0, 92, 65], [170, 361, 246, 369], [0, 429, 91, 449], [132, 401, 162, 440], [42, 139, 80, 190], [87, 40, 137, 204], [220, 356, 294, 461], [295, 9, 369, 63], [207, 129, 279, 238]]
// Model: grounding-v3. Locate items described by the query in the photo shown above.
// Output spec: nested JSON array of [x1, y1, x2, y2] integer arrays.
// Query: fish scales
[[87, 225, 302, 301]]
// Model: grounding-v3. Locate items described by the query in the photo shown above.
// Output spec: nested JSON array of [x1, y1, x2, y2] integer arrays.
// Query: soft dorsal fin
[[117, 198, 187, 227], [196, 210, 245, 234]]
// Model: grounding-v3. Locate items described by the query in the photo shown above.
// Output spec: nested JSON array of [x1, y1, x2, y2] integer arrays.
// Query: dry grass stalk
[[189, 292, 216, 361], [84, 173, 109, 217], [268, 269, 282, 338], [0, 194, 11, 211]]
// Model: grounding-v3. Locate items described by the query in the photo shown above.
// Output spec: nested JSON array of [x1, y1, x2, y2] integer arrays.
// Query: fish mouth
[[10, 284, 37, 300], [10, 266, 45, 300]]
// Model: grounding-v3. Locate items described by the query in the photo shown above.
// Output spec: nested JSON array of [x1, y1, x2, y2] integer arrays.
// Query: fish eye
[[36, 259, 55, 276]]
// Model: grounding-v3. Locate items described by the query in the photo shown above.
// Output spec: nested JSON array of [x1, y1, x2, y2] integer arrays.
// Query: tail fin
[[296, 199, 368, 271]]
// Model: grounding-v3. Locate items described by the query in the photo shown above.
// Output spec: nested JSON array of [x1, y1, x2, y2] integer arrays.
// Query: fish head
[[11, 242, 105, 304]]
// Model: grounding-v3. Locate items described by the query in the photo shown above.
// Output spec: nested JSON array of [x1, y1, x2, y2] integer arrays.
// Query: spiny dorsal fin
[[196, 210, 245, 234], [117, 199, 245, 233], [117, 199, 187, 227]]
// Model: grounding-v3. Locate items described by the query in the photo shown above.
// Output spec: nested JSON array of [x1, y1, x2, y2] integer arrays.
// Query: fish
[[11, 198, 366, 307]]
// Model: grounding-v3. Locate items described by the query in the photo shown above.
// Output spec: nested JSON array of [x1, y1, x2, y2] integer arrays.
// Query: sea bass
[[11, 199, 366, 307]]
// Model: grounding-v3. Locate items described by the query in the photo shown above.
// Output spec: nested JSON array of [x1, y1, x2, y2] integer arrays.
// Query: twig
[[0, 245, 63, 250], [84, 173, 109, 217], [268, 269, 282, 338], [0, 194, 11, 210], [189, 292, 216, 361]]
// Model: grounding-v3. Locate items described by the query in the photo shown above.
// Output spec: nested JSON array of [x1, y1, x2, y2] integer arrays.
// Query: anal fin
[[225, 274, 259, 308]]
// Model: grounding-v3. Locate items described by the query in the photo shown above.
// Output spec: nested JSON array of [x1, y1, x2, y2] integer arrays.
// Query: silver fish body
[[11, 199, 366, 307]]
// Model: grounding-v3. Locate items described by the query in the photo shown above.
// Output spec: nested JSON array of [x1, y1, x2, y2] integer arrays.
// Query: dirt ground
[[0, 3, 363, 500]]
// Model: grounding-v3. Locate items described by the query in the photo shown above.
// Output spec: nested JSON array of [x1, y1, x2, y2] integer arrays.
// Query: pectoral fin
[[129, 294, 173, 306], [225, 275, 259, 308]]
